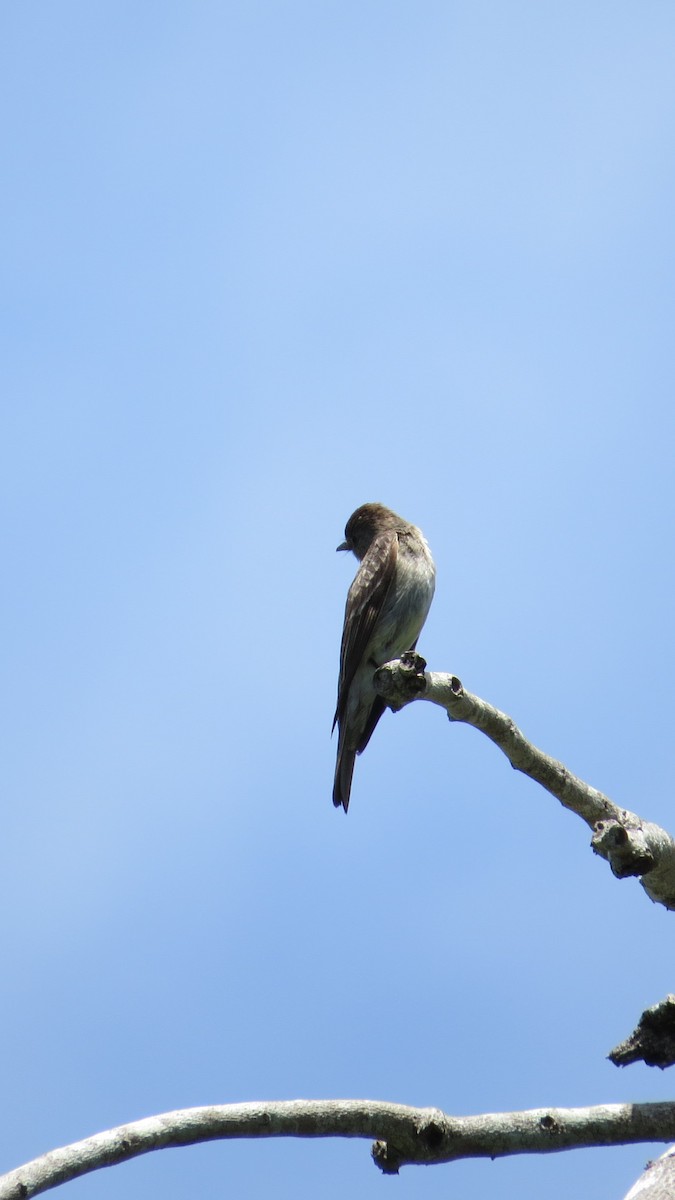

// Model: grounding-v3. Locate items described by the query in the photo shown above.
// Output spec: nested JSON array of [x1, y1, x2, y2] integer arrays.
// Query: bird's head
[[337, 503, 401, 561]]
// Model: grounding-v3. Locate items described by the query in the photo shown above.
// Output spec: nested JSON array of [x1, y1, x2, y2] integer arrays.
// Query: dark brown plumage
[[333, 503, 436, 812]]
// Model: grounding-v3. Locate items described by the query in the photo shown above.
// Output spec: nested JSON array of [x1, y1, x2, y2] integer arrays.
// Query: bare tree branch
[[374, 655, 675, 911], [622, 1146, 675, 1200], [610, 996, 675, 1069], [1, 1098, 675, 1197], [6, 664, 672, 1200]]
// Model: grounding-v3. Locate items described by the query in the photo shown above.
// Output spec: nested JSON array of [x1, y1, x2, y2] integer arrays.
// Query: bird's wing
[[333, 531, 398, 731]]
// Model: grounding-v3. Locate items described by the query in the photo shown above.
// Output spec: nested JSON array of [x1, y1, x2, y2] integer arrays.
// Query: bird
[[332, 503, 436, 812]]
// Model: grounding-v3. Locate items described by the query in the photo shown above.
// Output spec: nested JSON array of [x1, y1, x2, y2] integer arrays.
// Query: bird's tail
[[333, 739, 355, 813]]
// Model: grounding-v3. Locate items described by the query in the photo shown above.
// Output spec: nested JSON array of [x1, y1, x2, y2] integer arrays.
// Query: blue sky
[[2, 4, 675, 1198]]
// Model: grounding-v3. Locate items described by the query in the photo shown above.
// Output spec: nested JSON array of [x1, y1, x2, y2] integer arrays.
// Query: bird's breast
[[370, 542, 435, 665]]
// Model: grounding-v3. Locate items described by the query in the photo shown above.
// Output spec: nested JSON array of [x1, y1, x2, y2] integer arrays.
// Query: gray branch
[[2, 1098, 675, 1196], [623, 1146, 675, 1200], [374, 655, 675, 911]]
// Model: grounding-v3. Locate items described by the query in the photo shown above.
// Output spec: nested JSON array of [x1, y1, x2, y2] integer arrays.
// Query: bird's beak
[[336, 539, 351, 552]]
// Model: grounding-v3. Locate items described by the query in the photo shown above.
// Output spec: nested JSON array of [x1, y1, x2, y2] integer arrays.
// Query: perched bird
[[333, 503, 436, 812]]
